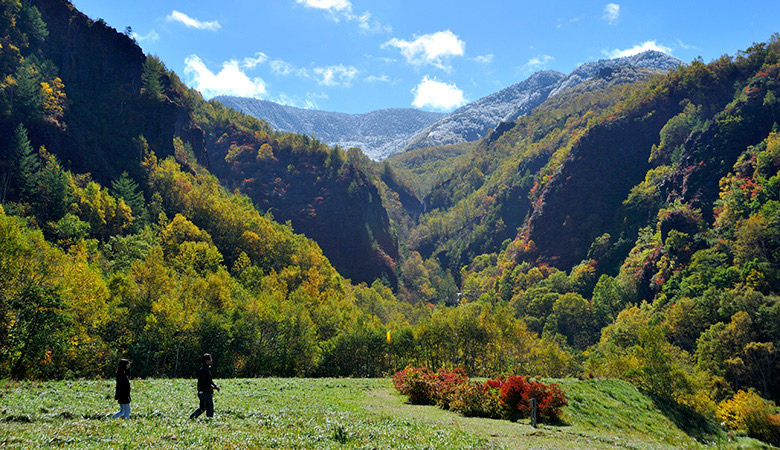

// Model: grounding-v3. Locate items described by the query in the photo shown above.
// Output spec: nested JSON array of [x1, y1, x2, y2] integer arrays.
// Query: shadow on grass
[[650, 394, 722, 443], [502, 411, 570, 428]]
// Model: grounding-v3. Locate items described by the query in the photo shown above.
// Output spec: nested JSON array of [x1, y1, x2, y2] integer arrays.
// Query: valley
[[0, 0, 778, 446]]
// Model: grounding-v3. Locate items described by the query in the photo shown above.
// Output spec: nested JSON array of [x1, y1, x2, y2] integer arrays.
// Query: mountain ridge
[[214, 96, 446, 160], [402, 50, 684, 154], [221, 51, 683, 160]]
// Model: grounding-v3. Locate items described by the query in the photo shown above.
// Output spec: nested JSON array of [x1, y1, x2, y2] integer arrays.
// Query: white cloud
[[230, 52, 356, 87], [474, 54, 494, 64], [364, 74, 390, 83], [676, 39, 697, 50], [296, 0, 351, 12], [556, 17, 580, 29], [411, 76, 466, 111], [184, 55, 266, 99], [357, 11, 392, 34], [602, 3, 620, 25], [270, 59, 296, 76], [166, 10, 221, 31], [522, 54, 554, 74], [132, 30, 159, 43], [297, 0, 390, 33], [383, 30, 465, 70], [242, 52, 269, 69], [312, 64, 359, 86], [604, 40, 673, 58]]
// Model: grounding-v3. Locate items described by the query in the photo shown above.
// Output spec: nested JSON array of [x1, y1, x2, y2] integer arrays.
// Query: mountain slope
[[547, 50, 684, 98], [15, 0, 405, 288], [400, 71, 565, 153], [215, 97, 446, 160], [29, 0, 208, 183], [396, 64, 674, 282], [398, 51, 683, 156], [523, 53, 772, 271]]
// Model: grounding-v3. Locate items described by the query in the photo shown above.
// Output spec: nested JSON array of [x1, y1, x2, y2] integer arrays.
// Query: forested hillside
[[0, 0, 779, 444], [389, 34, 780, 421], [15, 0, 408, 287]]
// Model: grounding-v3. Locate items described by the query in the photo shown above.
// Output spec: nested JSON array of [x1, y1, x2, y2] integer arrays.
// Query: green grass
[[0, 377, 764, 448]]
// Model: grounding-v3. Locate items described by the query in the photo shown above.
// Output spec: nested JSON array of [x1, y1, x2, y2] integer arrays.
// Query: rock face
[[214, 97, 446, 160], [31, 0, 208, 183]]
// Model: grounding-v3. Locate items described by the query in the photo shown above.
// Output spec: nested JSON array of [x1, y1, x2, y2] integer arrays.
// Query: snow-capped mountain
[[213, 97, 446, 160], [218, 50, 684, 160], [399, 50, 684, 154]]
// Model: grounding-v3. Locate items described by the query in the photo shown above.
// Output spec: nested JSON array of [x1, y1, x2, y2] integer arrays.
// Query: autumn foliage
[[392, 366, 567, 423], [717, 390, 780, 445]]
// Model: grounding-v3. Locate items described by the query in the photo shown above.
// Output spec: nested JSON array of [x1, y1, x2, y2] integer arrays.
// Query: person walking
[[112, 359, 131, 419], [189, 353, 220, 419]]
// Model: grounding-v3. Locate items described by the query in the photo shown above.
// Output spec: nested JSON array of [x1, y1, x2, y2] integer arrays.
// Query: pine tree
[[111, 171, 146, 229], [14, 61, 44, 122], [111, 172, 145, 214], [19, 5, 49, 48], [33, 147, 69, 224], [141, 56, 164, 100], [11, 123, 40, 202]]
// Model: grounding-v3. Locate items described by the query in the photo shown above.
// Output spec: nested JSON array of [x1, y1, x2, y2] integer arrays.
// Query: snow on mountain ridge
[[217, 51, 684, 160]]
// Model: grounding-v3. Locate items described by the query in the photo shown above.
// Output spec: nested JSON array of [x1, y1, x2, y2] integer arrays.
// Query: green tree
[[10, 123, 39, 202], [111, 171, 146, 227], [0, 211, 67, 379], [13, 59, 45, 122], [544, 292, 595, 349], [33, 147, 70, 225], [19, 4, 48, 48], [141, 55, 165, 100]]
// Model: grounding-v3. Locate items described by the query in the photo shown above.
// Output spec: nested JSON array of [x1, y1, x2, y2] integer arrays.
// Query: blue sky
[[69, 1, 779, 114]]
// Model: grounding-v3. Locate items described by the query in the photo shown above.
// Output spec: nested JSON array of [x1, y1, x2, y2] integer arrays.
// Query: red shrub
[[392, 366, 435, 405], [489, 375, 568, 422], [431, 367, 469, 409], [393, 367, 567, 423]]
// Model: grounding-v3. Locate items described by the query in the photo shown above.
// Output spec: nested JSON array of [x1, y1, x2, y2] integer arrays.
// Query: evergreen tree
[[141, 56, 164, 100], [33, 147, 69, 225], [19, 4, 49, 48], [11, 123, 39, 202], [14, 60, 44, 122], [111, 171, 146, 227]]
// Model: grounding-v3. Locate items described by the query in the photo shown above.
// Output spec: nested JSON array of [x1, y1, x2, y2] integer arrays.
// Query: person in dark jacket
[[189, 353, 220, 419], [112, 359, 131, 419]]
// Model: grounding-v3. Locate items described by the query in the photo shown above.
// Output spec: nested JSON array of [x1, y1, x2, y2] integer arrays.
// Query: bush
[[489, 375, 568, 422], [391, 366, 470, 407], [449, 382, 505, 419], [392, 366, 435, 405], [392, 366, 567, 424], [745, 411, 780, 446], [431, 367, 469, 409]]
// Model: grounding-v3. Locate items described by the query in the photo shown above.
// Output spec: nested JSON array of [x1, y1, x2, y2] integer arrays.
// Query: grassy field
[[0, 377, 765, 448]]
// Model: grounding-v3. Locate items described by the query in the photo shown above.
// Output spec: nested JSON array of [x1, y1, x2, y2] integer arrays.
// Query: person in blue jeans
[[112, 359, 131, 419], [189, 353, 220, 419]]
